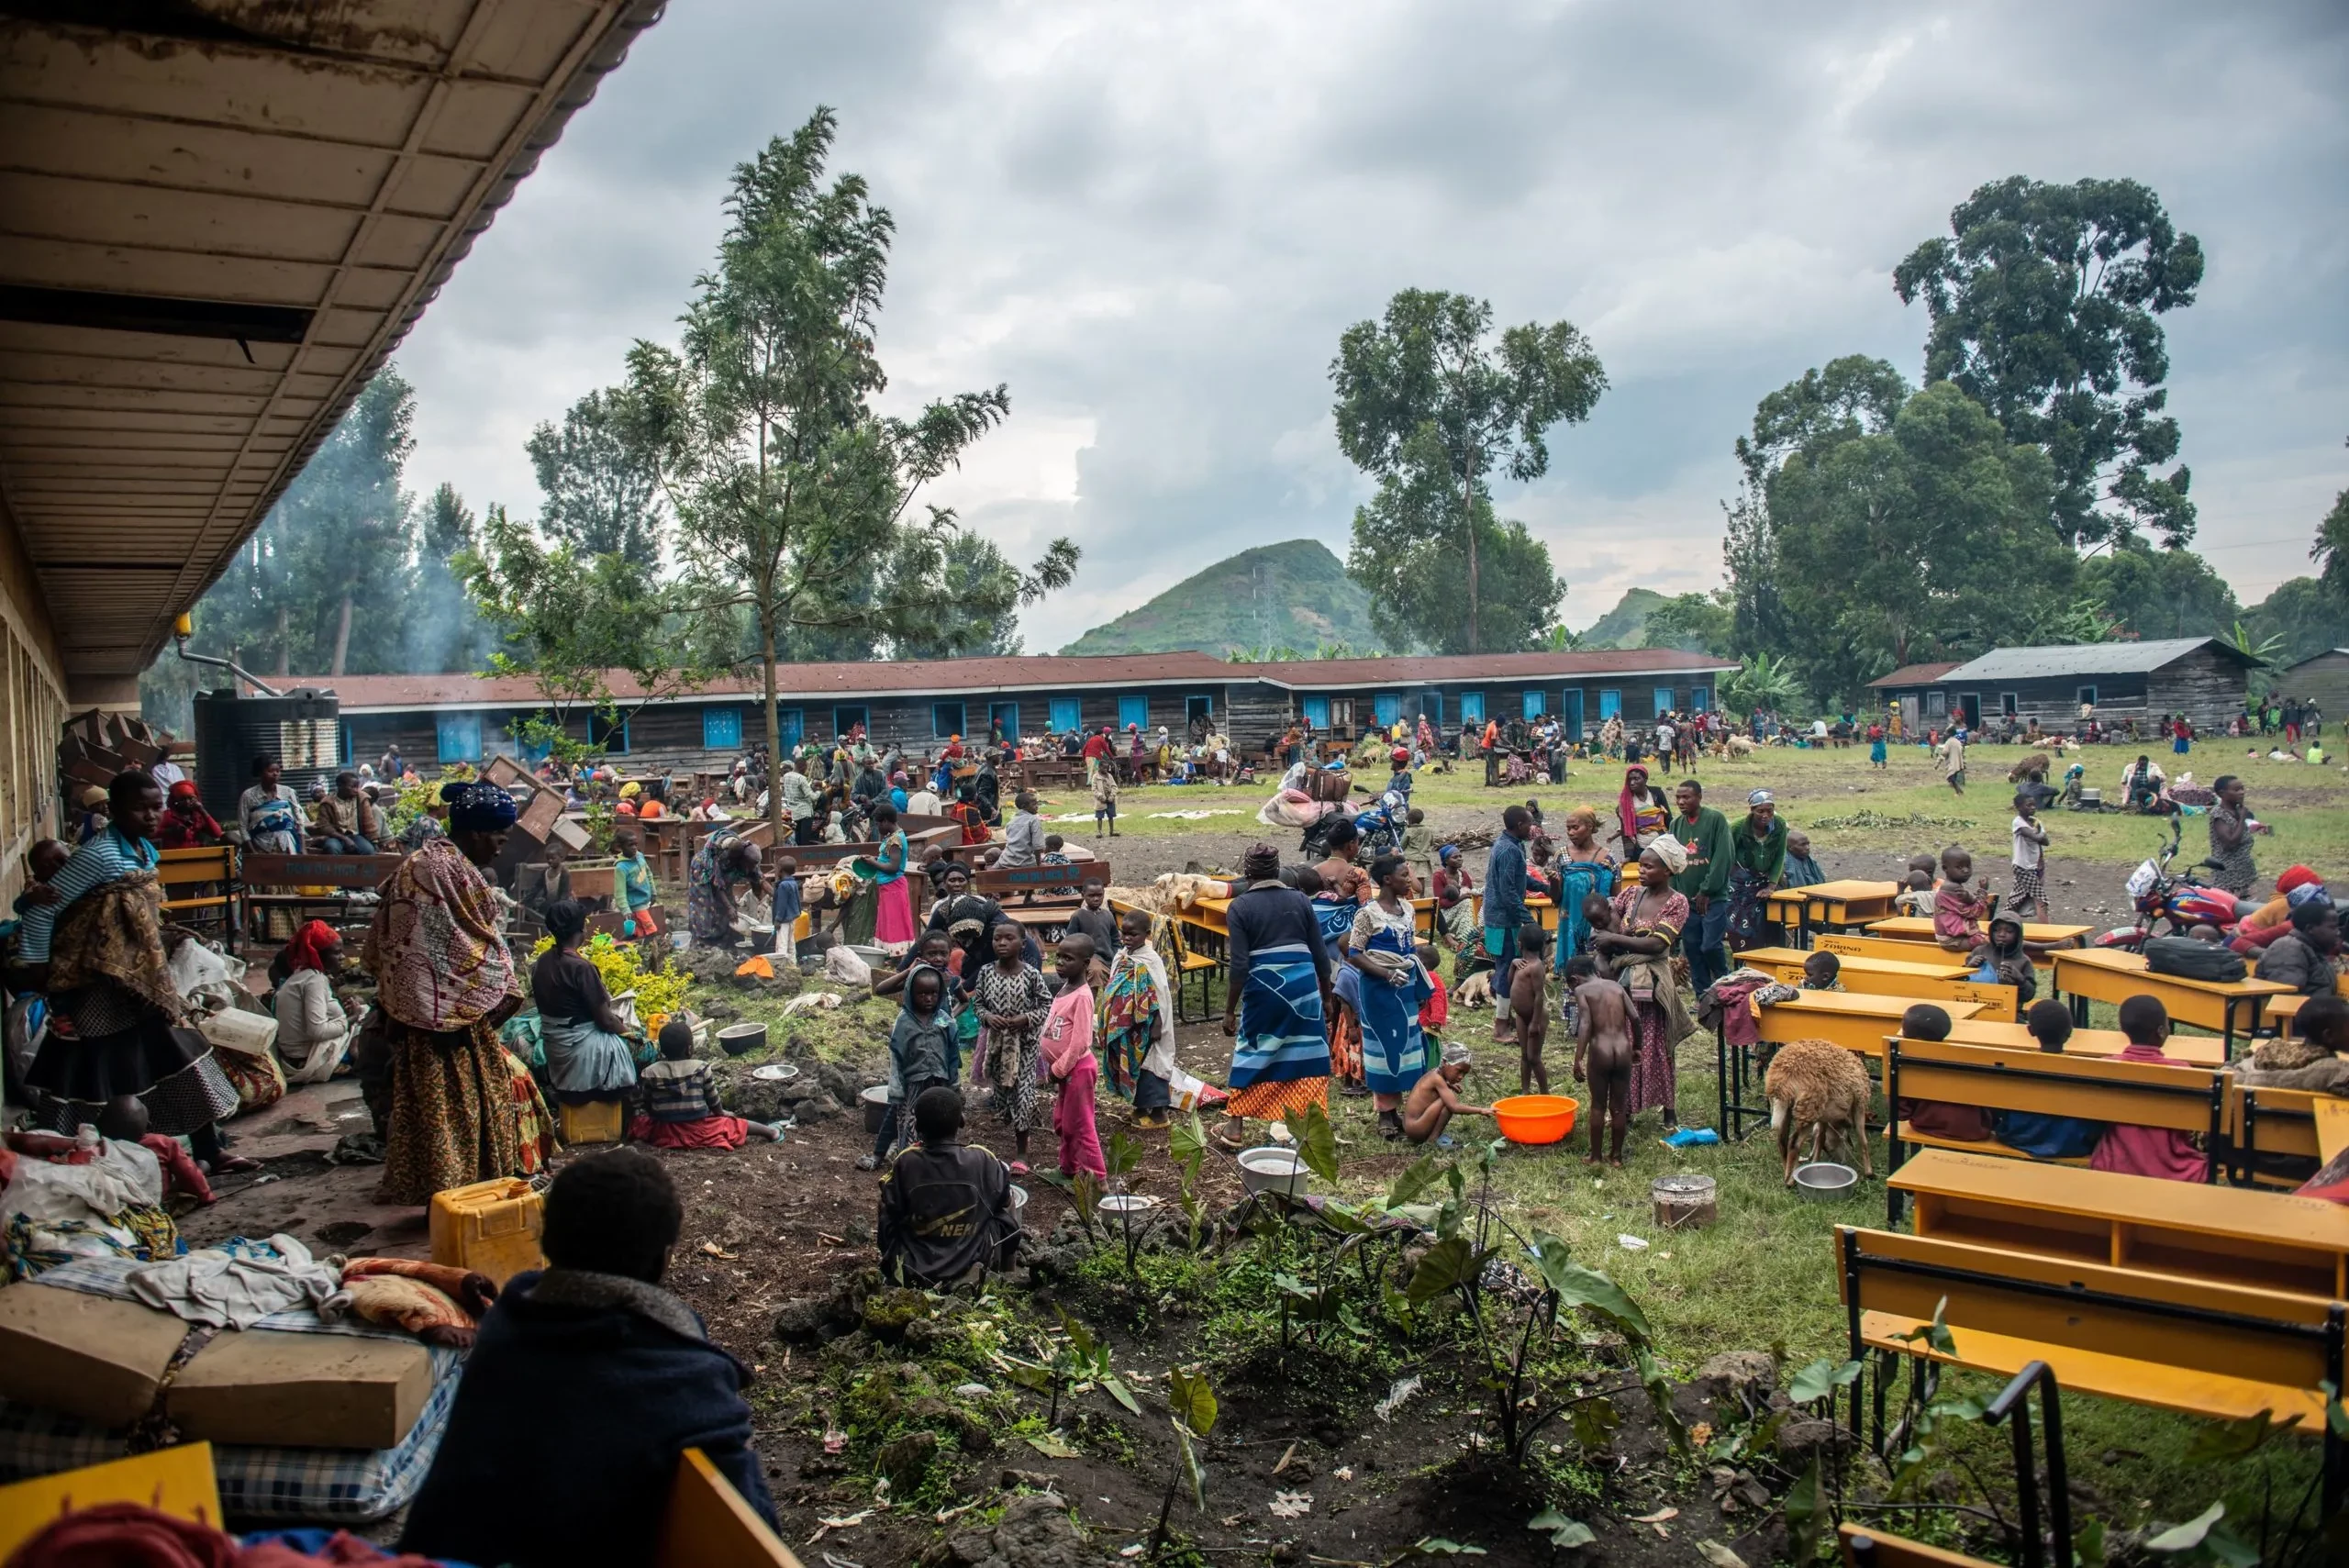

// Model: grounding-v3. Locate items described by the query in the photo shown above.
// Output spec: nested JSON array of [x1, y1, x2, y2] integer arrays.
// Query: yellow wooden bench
[[2051, 947, 2292, 1056], [1891, 1146, 2349, 1299], [0, 1442, 222, 1559], [1744, 947, 2020, 1022], [659, 1446, 807, 1567], [2224, 1079, 2337, 1189], [1883, 1036, 2226, 1220], [1840, 1521, 1999, 1567], [1865, 916, 2094, 948], [158, 843, 238, 946], [1162, 914, 1223, 1025], [1722, 992, 1989, 1140]]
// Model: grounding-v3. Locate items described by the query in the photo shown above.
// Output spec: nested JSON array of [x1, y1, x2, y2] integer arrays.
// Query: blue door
[[1118, 695, 1150, 731], [1560, 689, 1585, 740], [1416, 692, 1444, 727], [435, 712, 482, 763], [1302, 695, 1330, 728], [1690, 687, 1709, 713], [1521, 689, 1546, 719], [989, 701, 1019, 740], [775, 707, 804, 750], [1460, 691, 1485, 724], [1653, 686, 1675, 717], [1048, 697, 1080, 733], [1373, 692, 1402, 728], [703, 706, 742, 750], [1598, 690, 1621, 721]]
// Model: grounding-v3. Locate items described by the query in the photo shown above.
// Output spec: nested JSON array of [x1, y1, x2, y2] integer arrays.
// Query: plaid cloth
[[2, 1254, 464, 1521], [2008, 862, 2046, 918]]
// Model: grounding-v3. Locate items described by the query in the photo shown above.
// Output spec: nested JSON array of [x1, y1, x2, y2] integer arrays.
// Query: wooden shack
[[1930, 638, 2258, 734]]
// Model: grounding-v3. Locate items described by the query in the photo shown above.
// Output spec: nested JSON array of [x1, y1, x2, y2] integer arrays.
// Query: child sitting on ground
[[1568, 955, 1633, 1166], [1992, 999, 2105, 1159], [1041, 936, 1104, 1180], [1399, 1041, 1493, 1146], [1932, 846, 1993, 952], [1508, 925, 1553, 1094], [631, 1022, 785, 1152]]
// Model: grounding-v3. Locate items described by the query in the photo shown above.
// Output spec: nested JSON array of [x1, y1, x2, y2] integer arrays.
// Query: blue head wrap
[[442, 780, 518, 834]]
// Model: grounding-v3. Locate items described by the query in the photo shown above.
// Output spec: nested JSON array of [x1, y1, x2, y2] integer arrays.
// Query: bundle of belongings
[[2, 1124, 212, 1283], [0, 1237, 489, 1523]]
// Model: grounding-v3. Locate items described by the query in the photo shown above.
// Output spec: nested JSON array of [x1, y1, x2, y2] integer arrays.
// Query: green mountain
[[1579, 587, 1671, 649], [1061, 539, 1389, 657]]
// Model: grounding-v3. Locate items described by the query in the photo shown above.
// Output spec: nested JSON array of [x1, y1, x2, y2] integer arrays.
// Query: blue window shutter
[[703, 707, 742, 750], [1460, 692, 1484, 724], [1521, 689, 1545, 718], [436, 713, 482, 763], [1302, 696, 1330, 728], [1560, 690, 1585, 739], [1373, 693, 1401, 727], [1598, 690, 1621, 720], [776, 708, 804, 749], [1119, 695, 1150, 731], [1049, 697, 1081, 732]]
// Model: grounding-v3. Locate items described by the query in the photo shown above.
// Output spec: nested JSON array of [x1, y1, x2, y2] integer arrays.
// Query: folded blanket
[[319, 1257, 497, 1348], [127, 1233, 338, 1329]]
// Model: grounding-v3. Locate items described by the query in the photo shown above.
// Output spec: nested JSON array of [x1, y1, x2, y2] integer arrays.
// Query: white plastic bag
[[824, 944, 873, 987]]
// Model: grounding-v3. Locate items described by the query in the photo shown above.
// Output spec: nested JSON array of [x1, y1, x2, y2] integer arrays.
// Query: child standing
[[2009, 793, 2049, 920], [973, 920, 1053, 1174], [1932, 846, 1993, 953], [1400, 806, 1437, 892], [1042, 936, 1105, 1179], [1568, 955, 1633, 1166], [863, 967, 957, 1168], [1508, 925, 1553, 1094], [770, 855, 804, 963], [1416, 941, 1450, 1055], [1100, 911, 1176, 1129], [1866, 720, 1887, 771]]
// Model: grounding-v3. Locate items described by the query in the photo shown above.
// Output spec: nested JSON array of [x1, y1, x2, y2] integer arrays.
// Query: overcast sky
[[396, 0, 2349, 651]]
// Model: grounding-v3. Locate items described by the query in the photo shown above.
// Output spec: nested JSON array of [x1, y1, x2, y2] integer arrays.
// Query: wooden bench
[[1883, 1035, 2228, 1217], [973, 861, 1109, 906], [1892, 1146, 2349, 1298], [0, 1441, 223, 1559], [658, 1446, 804, 1566], [1839, 1521, 1998, 1568], [1866, 916, 2093, 948], [1941, 1017, 2223, 1065], [1743, 947, 2020, 1022], [2226, 1080, 2335, 1189], [1832, 1226, 2344, 1511], [1766, 879, 1900, 945], [239, 851, 403, 939], [158, 844, 238, 947], [2051, 947, 2293, 1057]]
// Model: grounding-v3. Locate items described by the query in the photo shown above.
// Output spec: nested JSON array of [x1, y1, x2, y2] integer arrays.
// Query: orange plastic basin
[[1493, 1095, 1577, 1146]]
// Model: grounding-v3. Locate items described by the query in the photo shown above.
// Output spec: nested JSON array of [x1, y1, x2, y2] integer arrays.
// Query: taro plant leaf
[[1026, 1433, 1082, 1459], [2145, 1504, 2226, 1553], [1058, 1308, 1098, 1361], [1169, 1113, 1207, 1177], [2322, 1379, 2349, 1440], [2143, 1502, 2260, 1567], [1891, 1296, 1956, 1357], [1636, 1348, 1689, 1453], [1410, 1540, 1486, 1557], [1694, 1544, 1748, 1568], [1104, 1129, 1143, 1180], [1167, 1364, 1218, 1437], [1315, 1199, 1374, 1236], [1528, 1508, 1597, 1549], [1567, 1396, 1622, 1451], [1173, 1421, 1208, 1511], [1405, 1234, 1487, 1307], [1787, 1358, 1864, 1407], [1072, 1173, 1102, 1235], [1101, 1373, 1141, 1416], [1000, 1361, 1052, 1393], [2183, 1408, 2296, 1463], [1782, 1459, 1824, 1561], [1282, 1102, 1341, 1185], [1387, 1153, 1444, 1207], [1525, 1234, 1653, 1343], [2076, 1518, 2107, 1567]]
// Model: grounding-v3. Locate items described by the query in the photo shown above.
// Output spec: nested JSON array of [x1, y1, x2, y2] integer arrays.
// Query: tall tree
[[623, 108, 1077, 840], [2076, 542, 2240, 641], [527, 388, 665, 568], [1640, 591, 1733, 656], [2308, 438, 2349, 600], [2247, 576, 2349, 671], [1744, 366, 2073, 704], [405, 484, 497, 673], [890, 531, 1033, 659], [1330, 290, 1605, 651], [1344, 459, 1564, 655], [1894, 176, 2205, 550]]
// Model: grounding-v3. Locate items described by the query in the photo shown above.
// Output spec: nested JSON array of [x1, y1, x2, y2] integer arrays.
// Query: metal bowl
[[1792, 1162, 1859, 1200], [1237, 1146, 1308, 1196], [1097, 1193, 1160, 1216], [717, 1022, 767, 1056], [859, 1084, 890, 1133]]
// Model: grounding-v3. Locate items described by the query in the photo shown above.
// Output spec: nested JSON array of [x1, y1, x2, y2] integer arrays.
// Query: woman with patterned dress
[[368, 782, 552, 1205], [971, 920, 1053, 1173], [1597, 841, 1696, 1128], [15, 770, 250, 1171], [686, 828, 763, 947], [2206, 775, 2260, 897], [1347, 854, 1433, 1140], [1099, 914, 1177, 1127], [1218, 844, 1334, 1147]]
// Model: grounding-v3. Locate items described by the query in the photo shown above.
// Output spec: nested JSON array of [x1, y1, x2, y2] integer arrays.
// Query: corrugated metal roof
[[302, 648, 1740, 714], [1866, 662, 1962, 689], [1936, 638, 2256, 683], [0, 0, 666, 684]]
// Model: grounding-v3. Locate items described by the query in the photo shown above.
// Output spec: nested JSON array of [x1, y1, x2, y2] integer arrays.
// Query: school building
[[1866, 638, 2258, 735], [307, 648, 1737, 775]]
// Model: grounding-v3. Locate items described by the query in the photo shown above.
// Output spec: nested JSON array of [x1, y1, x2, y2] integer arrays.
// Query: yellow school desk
[[1940, 1018, 2224, 1067], [1891, 1147, 2349, 1300], [1767, 881, 1901, 946], [1741, 946, 2017, 1022], [1866, 916, 2094, 948], [2050, 947, 2292, 1057], [1722, 990, 1989, 1139]]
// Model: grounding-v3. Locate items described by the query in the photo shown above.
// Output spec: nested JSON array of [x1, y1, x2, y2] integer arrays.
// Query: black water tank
[[192, 688, 341, 827]]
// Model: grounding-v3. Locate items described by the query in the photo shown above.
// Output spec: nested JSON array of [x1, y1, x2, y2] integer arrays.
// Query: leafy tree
[[1894, 176, 2205, 549], [2246, 576, 2349, 670], [458, 505, 716, 773], [622, 107, 1077, 840], [2075, 542, 2239, 641], [1755, 370, 2073, 705], [888, 531, 1031, 658], [1639, 591, 1732, 655], [2310, 442, 2349, 600], [1723, 651, 1800, 716], [527, 387, 665, 568], [1330, 290, 1604, 651], [405, 484, 497, 673], [1345, 467, 1564, 656]]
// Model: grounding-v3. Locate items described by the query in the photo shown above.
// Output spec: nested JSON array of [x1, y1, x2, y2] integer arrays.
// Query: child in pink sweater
[[1042, 937, 1105, 1181], [2088, 996, 2208, 1182]]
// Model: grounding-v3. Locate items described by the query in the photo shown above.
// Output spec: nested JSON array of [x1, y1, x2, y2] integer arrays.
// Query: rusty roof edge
[[136, 0, 671, 673]]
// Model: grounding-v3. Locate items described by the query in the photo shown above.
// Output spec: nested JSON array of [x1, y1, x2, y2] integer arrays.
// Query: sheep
[[2008, 751, 2052, 784], [1454, 971, 1494, 1009], [1764, 1038, 1875, 1187], [1725, 735, 1756, 760]]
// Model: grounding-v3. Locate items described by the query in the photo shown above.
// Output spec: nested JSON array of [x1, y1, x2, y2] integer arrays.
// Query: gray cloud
[[395, 0, 2349, 651]]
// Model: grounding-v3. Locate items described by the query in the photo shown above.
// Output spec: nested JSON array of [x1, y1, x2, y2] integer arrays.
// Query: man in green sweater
[[1669, 778, 1734, 997]]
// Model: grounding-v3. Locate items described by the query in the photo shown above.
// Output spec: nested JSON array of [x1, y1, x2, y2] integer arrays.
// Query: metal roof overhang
[[0, 0, 665, 700]]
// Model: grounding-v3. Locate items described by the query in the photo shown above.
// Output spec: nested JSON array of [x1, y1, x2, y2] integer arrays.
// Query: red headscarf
[[2277, 864, 2321, 896], [157, 778, 223, 847], [283, 919, 340, 973]]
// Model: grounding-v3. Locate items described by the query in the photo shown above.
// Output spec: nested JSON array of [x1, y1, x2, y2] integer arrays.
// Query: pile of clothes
[[1, 1126, 211, 1282]]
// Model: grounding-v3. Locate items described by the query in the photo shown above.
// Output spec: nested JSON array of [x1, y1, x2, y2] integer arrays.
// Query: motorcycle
[[2094, 823, 2246, 951], [1297, 788, 1408, 862]]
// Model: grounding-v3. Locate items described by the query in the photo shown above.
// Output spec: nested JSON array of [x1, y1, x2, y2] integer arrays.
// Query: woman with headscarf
[[531, 899, 647, 1105], [1613, 764, 1671, 865], [1595, 839, 1697, 1129], [950, 784, 991, 847], [16, 770, 252, 1171], [1550, 807, 1619, 981], [1725, 788, 1787, 952], [686, 828, 763, 947], [368, 780, 551, 1205], [274, 918, 359, 1084], [155, 780, 224, 850], [1217, 844, 1334, 1148]]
